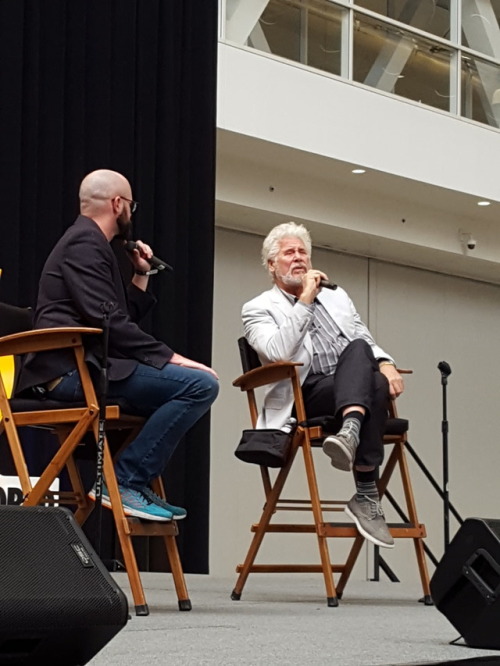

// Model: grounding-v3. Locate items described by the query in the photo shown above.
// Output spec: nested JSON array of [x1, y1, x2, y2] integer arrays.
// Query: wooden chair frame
[[0, 326, 191, 615], [231, 352, 432, 607]]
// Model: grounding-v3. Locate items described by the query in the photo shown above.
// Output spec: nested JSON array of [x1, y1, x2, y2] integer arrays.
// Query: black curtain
[[0, 0, 218, 573]]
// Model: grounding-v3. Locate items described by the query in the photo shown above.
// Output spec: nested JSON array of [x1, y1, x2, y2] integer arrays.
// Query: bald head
[[79, 169, 131, 215]]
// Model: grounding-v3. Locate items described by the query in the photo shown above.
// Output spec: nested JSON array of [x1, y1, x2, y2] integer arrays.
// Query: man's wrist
[[378, 359, 396, 368], [297, 298, 314, 310]]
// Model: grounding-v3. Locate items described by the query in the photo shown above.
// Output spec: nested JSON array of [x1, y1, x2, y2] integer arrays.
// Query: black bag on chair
[[235, 429, 293, 468]]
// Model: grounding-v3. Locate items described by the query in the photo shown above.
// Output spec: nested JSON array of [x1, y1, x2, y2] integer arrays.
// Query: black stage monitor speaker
[[430, 517, 500, 650], [0, 505, 128, 665]]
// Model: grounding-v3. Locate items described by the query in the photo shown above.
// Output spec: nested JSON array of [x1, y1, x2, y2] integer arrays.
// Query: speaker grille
[[0, 506, 127, 629], [431, 517, 500, 649]]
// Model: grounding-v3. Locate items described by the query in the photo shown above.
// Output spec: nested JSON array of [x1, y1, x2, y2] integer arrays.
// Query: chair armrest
[[388, 369, 412, 417], [233, 361, 303, 391], [0, 327, 103, 357]]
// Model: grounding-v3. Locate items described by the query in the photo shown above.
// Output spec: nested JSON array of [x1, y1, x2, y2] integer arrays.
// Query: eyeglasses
[[118, 196, 139, 213]]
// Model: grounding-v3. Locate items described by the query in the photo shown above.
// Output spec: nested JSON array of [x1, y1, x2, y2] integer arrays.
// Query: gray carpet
[[86, 573, 500, 665]]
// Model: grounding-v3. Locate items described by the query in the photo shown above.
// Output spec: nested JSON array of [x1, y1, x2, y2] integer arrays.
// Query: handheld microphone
[[319, 279, 338, 290], [124, 241, 173, 272], [438, 361, 452, 377]]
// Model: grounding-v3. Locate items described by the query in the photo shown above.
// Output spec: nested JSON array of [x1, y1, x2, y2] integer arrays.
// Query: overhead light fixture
[[477, 200, 491, 206], [352, 168, 366, 174]]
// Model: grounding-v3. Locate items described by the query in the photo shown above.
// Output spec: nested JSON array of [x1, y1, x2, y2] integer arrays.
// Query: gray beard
[[275, 268, 304, 288]]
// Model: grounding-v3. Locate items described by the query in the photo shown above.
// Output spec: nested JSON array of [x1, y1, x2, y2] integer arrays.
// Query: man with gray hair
[[242, 221, 404, 548], [18, 169, 219, 522]]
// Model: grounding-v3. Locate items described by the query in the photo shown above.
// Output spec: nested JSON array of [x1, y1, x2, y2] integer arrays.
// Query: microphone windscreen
[[437, 361, 452, 376]]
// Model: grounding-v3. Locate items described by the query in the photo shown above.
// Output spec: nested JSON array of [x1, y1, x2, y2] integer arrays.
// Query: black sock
[[342, 410, 364, 429], [339, 410, 364, 446]]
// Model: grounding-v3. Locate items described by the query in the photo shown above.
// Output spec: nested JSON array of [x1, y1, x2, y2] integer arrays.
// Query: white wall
[[216, 138, 500, 284], [217, 42, 500, 286], [210, 226, 500, 594], [218, 42, 500, 201]]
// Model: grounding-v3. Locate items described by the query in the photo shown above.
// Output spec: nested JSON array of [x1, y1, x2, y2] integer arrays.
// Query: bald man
[[18, 169, 219, 521]]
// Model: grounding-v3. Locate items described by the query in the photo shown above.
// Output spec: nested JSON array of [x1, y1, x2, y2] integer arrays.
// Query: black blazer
[[17, 216, 173, 392]]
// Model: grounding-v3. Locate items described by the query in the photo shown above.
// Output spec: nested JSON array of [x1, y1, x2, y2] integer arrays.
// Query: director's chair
[[231, 337, 432, 607], [0, 311, 191, 616]]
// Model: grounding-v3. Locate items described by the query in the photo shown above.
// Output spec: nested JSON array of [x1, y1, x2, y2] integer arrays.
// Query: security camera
[[459, 231, 477, 251]]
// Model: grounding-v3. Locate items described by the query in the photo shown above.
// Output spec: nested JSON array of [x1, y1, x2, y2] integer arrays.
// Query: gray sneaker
[[322, 424, 358, 471], [345, 494, 394, 548]]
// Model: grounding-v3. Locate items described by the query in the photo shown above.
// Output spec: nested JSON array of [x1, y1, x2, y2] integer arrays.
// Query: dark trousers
[[301, 339, 389, 468]]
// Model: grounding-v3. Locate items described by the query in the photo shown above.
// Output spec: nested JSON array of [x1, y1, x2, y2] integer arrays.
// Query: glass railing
[[356, 0, 451, 39], [249, 0, 345, 76], [224, 0, 500, 129], [306, 0, 344, 77], [353, 12, 452, 113], [461, 53, 500, 127], [462, 0, 500, 56]]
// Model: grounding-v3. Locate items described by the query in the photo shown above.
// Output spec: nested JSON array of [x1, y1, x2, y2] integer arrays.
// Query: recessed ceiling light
[[352, 168, 366, 174], [477, 200, 491, 206]]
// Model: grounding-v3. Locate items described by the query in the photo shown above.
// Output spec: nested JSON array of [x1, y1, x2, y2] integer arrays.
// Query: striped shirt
[[308, 299, 349, 374], [283, 291, 349, 375]]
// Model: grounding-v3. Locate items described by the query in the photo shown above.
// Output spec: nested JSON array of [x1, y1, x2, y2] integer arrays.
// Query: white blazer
[[242, 285, 394, 429]]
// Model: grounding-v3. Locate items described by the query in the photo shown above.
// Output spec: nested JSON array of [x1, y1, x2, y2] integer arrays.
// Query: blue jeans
[[48, 362, 219, 488]]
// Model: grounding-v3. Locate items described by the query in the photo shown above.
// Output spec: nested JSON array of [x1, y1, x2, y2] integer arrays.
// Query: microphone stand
[[438, 361, 452, 551], [94, 302, 113, 557]]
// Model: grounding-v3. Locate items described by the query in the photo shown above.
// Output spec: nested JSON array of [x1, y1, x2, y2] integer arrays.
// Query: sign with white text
[[0, 475, 59, 506]]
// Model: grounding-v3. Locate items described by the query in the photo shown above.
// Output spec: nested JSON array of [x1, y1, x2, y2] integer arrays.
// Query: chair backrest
[[0, 303, 33, 337], [0, 304, 33, 398], [236, 336, 328, 431], [238, 337, 261, 373]]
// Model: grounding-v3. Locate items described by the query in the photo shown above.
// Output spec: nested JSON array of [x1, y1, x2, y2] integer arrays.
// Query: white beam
[[462, 0, 500, 126], [364, 0, 437, 92], [248, 21, 271, 53], [226, 0, 271, 45]]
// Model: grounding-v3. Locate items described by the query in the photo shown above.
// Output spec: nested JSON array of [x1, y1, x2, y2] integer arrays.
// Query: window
[[224, 0, 500, 129]]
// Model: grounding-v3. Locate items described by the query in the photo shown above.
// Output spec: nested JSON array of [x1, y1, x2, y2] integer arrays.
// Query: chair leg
[[65, 453, 94, 525], [413, 537, 433, 603], [44, 425, 95, 522], [301, 433, 339, 607], [150, 476, 191, 611], [101, 438, 149, 616], [336, 440, 432, 601], [232, 444, 301, 601], [336, 535, 364, 598], [163, 535, 192, 611], [397, 443, 432, 601], [380, 441, 432, 602], [378, 444, 399, 499], [23, 410, 97, 507]]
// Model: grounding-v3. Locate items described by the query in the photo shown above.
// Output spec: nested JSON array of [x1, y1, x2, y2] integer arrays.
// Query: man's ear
[[111, 196, 123, 215]]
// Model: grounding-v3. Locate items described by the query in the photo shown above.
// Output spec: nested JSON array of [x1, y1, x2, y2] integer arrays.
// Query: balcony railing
[[223, 0, 500, 129]]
